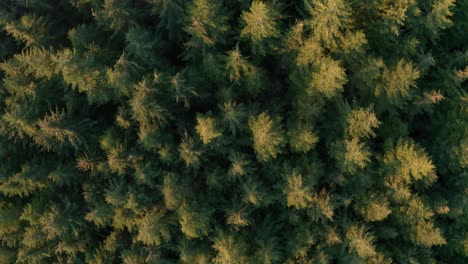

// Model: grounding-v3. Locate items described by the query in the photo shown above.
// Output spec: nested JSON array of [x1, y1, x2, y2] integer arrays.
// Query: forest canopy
[[0, 0, 467, 263]]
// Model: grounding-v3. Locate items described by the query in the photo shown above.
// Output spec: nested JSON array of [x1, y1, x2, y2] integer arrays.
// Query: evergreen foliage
[[0, 0, 466, 263], [249, 112, 286, 163]]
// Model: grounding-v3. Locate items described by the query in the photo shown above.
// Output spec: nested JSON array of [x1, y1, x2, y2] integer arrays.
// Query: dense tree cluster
[[0, 0, 466, 263]]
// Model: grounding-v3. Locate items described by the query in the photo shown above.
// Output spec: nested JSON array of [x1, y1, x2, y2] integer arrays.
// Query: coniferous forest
[[0, 0, 467, 263]]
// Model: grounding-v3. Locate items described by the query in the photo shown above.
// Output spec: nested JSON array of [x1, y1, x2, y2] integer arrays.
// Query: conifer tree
[[383, 138, 437, 187], [356, 194, 392, 222], [308, 57, 347, 98], [225, 47, 267, 95], [288, 125, 319, 153], [283, 169, 314, 209], [248, 112, 286, 162], [331, 138, 371, 174], [377, 59, 420, 104], [195, 113, 222, 144], [178, 201, 212, 239], [147, 0, 185, 40], [179, 133, 202, 168], [346, 106, 380, 139], [240, 0, 280, 54], [125, 26, 160, 66], [305, 0, 352, 47], [95, 0, 138, 31], [346, 225, 377, 259], [184, 0, 228, 53], [135, 207, 172, 246], [219, 101, 247, 136], [4, 14, 53, 47], [212, 232, 249, 264]]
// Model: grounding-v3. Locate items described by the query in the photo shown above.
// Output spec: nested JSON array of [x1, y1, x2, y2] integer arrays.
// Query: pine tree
[[0, 163, 48, 197], [4, 14, 52, 47], [295, 37, 323, 66], [178, 201, 212, 239], [376, 0, 420, 36], [179, 133, 202, 168], [179, 239, 212, 264], [376, 59, 420, 104], [346, 225, 377, 259], [383, 138, 437, 186], [85, 202, 113, 228], [125, 26, 160, 66], [107, 53, 141, 98], [161, 173, 185, 210], [308, 57, 347, 98], [248, 112, 286, 163], [346, 106, 380, 139], [331, 138, 371, 175], [283, 169, 314, 209], [356, 194, 392, 222], [170, 72, 198, 108], [228, 152, 252, 180], [184, 0, 228, 53], [288, 126, 319, 153], [305, 0, 352, 47], [225, 47, 267, 95], [195, 113, 222, 144], [14, 47, 56, 79], [34, 108, 87, 151], [425, 0, 456, 39], [135, 207, 172, 246], [412, 221, 447, 247], [95, 0, 138, 31], [0, 203, 22, 240], [147, 0, 184, 40], [241, 178, 270, 207], [219, 101, 247, 136], [251, 216, 283, 264], [212, 232, 249, 264], [130, 77, 169, 133], [55, 48, 115, 104], [240, 0, 280, 54], [226, 207, 250, 230]]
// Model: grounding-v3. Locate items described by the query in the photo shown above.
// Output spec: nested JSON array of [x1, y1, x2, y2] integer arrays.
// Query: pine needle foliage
[[0, 0, 465, 262], [248, 112, 286, 163]]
